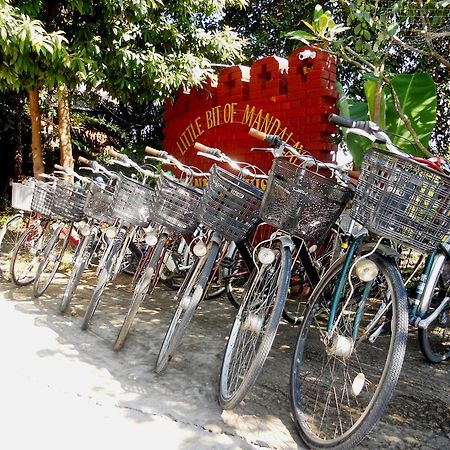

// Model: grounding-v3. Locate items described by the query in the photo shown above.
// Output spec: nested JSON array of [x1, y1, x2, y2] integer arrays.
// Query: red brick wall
[[162, 46, 338, 185]]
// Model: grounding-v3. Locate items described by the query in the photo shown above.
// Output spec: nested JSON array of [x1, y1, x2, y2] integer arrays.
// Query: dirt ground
[[0, 271, 449, 449]]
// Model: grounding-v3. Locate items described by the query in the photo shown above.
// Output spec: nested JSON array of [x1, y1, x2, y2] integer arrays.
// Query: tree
[[0, 0, 247, 176], [287, 1, 450, 160]]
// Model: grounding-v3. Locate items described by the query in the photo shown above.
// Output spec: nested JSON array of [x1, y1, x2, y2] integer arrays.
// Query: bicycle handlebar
[[328, 114, 373, 132], [145, 146, 168, 158], [194, 142, 222, 158]]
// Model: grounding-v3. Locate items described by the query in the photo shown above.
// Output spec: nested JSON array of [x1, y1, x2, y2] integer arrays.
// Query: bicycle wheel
[[219, 240, 291, 409], [225, 244, 252, 309], [418, 258, 450, 363], [283, 228, 344, 325], [155, 238, 221, 373], [33, 223, 72, 297], [81, 231, 125, 330], [290, 252, 408, 449], [0, 213, 29, 280], [113, 233, 168, 351], [10, 220, 52, 286], [59, 230, 97, 313]]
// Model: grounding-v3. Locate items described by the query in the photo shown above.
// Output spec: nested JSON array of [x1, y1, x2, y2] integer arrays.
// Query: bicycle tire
[[155, 240, 221, 373], [225, 244, 251, 309], [113, 233, 168, 351], [0, 214, 27, 280], [33, 223, 71, 297], [59, 231, 96, 313], [81, 233, 124, 330], [418, 257, 450, 363], [10, 221, 52, 286], [290, 252, 408, 449], [219, 240, 291, 409]]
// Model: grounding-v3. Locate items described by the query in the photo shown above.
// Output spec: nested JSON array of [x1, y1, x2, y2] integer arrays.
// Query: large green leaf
[[336, 82, 371, 168], [364, 75, 386, 128], [384, 73, 436, 156]]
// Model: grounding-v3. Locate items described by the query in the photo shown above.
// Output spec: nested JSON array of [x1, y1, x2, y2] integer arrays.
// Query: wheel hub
[[242, 313, 263, 334], [325, 333, 354, 359], [180, 295, 192, 310]]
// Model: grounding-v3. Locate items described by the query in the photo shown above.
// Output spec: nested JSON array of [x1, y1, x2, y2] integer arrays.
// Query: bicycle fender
[[362, 243, 401, 258]]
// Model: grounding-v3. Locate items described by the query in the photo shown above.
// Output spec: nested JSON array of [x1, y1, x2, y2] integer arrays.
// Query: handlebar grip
[[78, 156, 92, 166], [194, 142, 222, 158], [145, 146, 167, 158], [54, 164, 67, 172], [328, 114, 354, 128], [329, 114, 372, 132], [108, 148, 123, 159], [248, 128, 267, 142]]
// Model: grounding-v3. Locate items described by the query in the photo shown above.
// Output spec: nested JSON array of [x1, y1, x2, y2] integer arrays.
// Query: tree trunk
[[28, 87, 45, 177], [57, 84, 74, 169]]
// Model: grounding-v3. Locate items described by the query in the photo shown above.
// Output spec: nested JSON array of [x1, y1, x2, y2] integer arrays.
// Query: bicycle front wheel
[[155, 239, 220, 374], [219, 240, 291, 409], [33, 223, 71, 297], [113, 233, 168, 351], [290, 252, 408, 449]]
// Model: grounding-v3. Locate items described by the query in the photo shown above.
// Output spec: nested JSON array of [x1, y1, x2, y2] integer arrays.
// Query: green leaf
[[336, 82, 371, 168], [387, 23, 398, 37], [285, 30, 317, 44], [364, 77, 386, 128], [384, 73, 437, 156], [313, 5, 324, 22]]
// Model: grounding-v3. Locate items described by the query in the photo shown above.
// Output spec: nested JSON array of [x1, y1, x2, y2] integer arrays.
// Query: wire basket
[[31, 182, 56, 218], [83, 183, 116, 224], [351, 148, 450, 253], [149, 172, 202, 235], [111, 173, 154, 227], [11, 181, 35, 212], [260, 159, 353, 242], [197, 165, 263, 242], [51, 180, 87, 222]]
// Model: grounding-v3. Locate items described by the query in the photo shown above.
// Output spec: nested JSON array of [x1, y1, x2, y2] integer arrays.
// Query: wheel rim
[[221, 251, 281, 402], [292, 258, 406, 446]]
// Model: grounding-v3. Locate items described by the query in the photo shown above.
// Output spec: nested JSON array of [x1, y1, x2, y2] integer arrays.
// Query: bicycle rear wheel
[[418, 258, 450, 363], [219, 240, 291, 409], [0, 213, 29, 280], [290, 252, 408, 449], [10, 220, 52, 286]]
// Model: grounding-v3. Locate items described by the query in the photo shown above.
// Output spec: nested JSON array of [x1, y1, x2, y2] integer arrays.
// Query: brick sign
[[163, 46, 339, 186]]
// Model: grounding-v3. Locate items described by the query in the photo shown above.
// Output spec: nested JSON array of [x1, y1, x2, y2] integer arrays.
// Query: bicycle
[[80, 148, 156, 330], [58, 156, 122, 313], [289, 114, 450, 449], [33, 165, 87, 297], [154, 145, 265, 373], [9, 180, 62, 286], [218, 128, 353, 409], [113, 146, 204, 350], [0, 179, 36, 280]]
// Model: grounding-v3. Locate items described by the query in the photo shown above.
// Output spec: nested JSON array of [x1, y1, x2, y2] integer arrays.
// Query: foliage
[[220, 1, 319, 62], [0, 0, 248, 103], [288, 1, 449, 161]]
